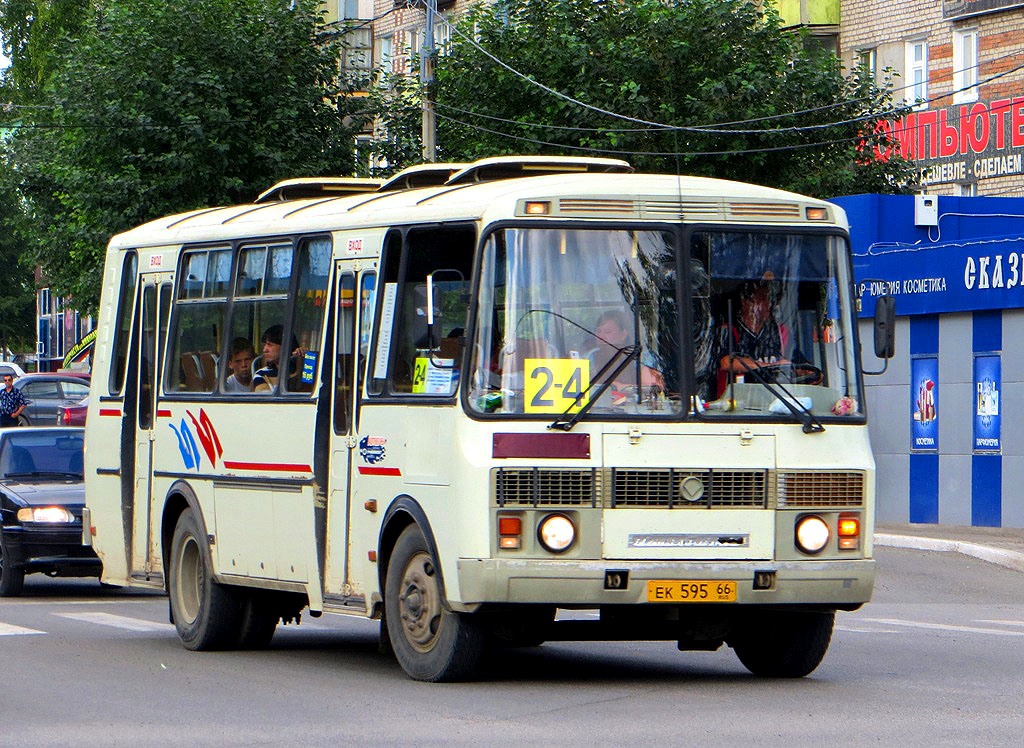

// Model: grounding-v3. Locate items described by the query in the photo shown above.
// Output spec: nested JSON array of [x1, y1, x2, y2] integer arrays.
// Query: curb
[[875, 533, 1024, 573]]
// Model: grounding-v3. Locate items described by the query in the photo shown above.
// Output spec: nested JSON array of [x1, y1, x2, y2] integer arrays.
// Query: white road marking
[[861, 617, 1024, 637], [56, 612, 174, 633], [0, 622, 45, 636], [835, 625, 900, 634], [974, 619, 1024, 628]]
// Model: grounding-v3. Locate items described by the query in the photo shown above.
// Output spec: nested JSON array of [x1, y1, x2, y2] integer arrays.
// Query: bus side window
[[335, 273, 357, 432], [109, 252, 138, 395], [371, 226, 474, 397], [287, 237, 331, 394], [167, 248, 229, 393]]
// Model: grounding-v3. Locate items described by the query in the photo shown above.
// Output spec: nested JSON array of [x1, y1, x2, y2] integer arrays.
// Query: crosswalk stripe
[[56, 611, 174, 633], [0, 622, 45, 636]]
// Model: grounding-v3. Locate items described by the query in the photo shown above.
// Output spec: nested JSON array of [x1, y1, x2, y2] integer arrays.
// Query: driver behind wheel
[[714, 272, 816, 395]]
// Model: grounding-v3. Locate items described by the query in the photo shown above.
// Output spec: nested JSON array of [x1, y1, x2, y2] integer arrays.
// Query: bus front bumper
[[455, 557, 874, 609]]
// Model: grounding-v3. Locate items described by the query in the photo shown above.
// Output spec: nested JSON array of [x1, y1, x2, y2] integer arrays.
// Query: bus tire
[[168, 510, 242, 651], [384, 524, 484, 682], [731, 610, 834, 678]]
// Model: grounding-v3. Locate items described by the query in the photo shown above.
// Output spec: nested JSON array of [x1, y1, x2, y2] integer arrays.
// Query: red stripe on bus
[[99, 409, 122, 417], [157, 409, 173, 418], [357, 466, 402, 476], [222, 461, 312, 473]]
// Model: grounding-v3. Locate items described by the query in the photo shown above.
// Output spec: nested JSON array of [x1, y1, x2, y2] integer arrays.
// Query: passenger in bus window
[[223, 337, 255, 393], [252, 325, 304, 393], [589, 310, 663, 388]]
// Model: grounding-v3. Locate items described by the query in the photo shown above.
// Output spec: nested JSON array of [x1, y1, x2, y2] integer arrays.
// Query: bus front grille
[[777, 471, 865, 507], [492, 468, 769, 509], [494, 468, 602, 507], [611, 469, 768, 509]]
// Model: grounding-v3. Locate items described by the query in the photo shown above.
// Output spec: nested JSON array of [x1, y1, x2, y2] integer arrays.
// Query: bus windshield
[[468, 227, 682, 418], [467, 226, 862, 423], [695, 230, 862, 422]]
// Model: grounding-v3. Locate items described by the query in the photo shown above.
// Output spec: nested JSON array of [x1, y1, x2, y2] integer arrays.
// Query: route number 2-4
[[524, 358, 590, 414]]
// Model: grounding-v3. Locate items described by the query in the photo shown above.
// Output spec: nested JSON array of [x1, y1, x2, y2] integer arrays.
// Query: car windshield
[[693, 231, 862, 422], [0, 431, 84, 480], [467, 227, 682, 418]]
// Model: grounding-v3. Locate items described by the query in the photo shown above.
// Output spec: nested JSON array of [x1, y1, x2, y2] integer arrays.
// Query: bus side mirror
[[873, 295, 896, 359]]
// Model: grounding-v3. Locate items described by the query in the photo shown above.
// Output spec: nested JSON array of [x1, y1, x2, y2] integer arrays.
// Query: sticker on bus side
[[523, 358, 590, 414]]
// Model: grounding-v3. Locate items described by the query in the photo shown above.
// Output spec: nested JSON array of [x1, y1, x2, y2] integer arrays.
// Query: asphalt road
[[2, 547, 1022, 747]]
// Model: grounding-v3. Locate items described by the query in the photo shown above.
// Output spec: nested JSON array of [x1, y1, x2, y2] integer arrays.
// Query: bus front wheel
[[168, 510, 242, 651], [384, 525, 484, 682], [730, 610, 834, 678]]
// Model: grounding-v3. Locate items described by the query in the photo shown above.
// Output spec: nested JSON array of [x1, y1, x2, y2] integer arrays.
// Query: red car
[[57, 396, 89, 427]]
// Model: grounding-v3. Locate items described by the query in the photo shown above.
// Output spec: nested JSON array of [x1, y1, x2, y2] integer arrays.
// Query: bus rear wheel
[[730, 610, 834, 678], [168, 510, 242, 651], [384, 525, 484, 682]]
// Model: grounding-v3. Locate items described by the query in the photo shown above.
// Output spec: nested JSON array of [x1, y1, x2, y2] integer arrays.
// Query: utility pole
[[421, 0, 437, 162]]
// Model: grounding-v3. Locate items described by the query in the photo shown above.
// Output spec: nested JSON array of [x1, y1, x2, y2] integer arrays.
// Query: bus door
[[324, 267, 375, 604], [126, 275, 172, 579]]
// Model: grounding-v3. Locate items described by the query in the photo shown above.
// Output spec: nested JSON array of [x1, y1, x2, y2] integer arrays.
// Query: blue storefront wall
[[831, 194, 1024, 529]]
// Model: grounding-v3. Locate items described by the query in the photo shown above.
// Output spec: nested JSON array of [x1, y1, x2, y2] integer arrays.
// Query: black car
[[0, 426, 100, 595]]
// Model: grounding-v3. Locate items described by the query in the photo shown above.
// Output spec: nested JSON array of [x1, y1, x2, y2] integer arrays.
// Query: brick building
[[840, 0, 1024, 197]]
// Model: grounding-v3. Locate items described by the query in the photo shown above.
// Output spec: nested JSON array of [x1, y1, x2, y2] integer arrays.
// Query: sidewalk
[[875, 522, 1024, 573]]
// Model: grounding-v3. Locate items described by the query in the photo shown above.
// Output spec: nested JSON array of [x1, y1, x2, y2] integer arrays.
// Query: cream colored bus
[[83, 155, 890, 681]]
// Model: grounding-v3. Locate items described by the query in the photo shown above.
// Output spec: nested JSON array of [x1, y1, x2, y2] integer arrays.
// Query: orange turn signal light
[[524, 201, 551, 215], [838, 513, 860, 550], [838, 516, 860, 537], [498, 516, 522, 550], [806, 206, 829, 221]]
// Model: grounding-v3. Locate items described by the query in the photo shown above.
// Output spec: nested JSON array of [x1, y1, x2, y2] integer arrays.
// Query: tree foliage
[[371, 0, 913, 195], [2, 0, 359, 311]]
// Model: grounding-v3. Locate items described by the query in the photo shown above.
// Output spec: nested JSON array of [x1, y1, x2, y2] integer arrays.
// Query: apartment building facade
[[841, 0, 1024, 197]]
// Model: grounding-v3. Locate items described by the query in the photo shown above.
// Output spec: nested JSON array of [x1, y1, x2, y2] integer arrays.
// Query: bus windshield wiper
[[549, 344, 640, 431], [734, 359, 825, 434]]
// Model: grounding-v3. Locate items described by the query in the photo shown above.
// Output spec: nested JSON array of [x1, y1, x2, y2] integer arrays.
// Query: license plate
[[647, 580, 737, 603]]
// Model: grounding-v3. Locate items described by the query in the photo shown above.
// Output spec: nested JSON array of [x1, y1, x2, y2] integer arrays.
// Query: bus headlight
[[537, 514, 575, 553], [795, 515, 830, 554]]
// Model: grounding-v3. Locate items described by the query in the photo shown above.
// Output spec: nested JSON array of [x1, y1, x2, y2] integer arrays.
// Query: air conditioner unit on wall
[[915, 194, 939, 227]]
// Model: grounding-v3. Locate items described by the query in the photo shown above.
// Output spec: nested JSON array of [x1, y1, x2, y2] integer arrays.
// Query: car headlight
[[795, 515, 830, 554], [537, 514, 576, 553], [17, 506, 76, 523]]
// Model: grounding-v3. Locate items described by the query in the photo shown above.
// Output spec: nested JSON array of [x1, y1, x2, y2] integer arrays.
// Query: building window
[[376, 34, 393, 75], [960, 182, 978, 197], [905, 39, 928, 109], [953, 28, 978, 104], [857, 48, 877, 82]]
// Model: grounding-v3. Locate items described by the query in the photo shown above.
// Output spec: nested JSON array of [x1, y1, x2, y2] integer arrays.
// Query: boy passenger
[[223, 337, 255, 393]]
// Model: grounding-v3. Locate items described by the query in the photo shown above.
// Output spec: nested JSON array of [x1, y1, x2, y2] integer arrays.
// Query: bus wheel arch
[[378, 497, 484, 682], [161, 481, 205, 591]]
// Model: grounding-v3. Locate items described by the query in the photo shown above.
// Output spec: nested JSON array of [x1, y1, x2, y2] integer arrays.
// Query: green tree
[[371, 0, 913, 195], [0, 1, 90, 106], [0, 170, 36, 351], [4, 0, 358, 311]]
